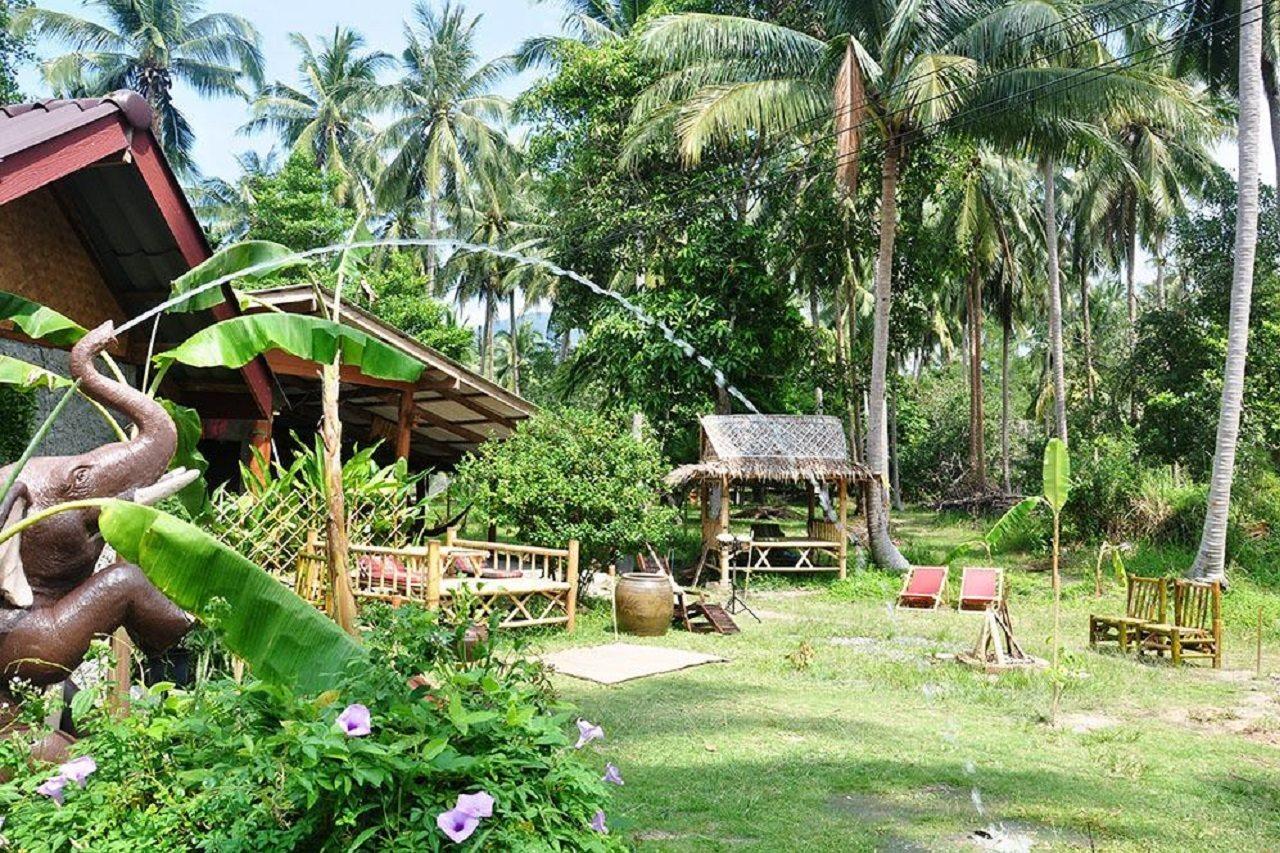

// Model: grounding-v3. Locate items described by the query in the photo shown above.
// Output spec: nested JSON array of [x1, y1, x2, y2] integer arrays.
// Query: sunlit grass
[[527, 508, 1280, 851]]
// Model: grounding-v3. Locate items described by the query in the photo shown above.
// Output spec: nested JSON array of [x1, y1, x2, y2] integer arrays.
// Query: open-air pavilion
[[666, 414, 875, 588]]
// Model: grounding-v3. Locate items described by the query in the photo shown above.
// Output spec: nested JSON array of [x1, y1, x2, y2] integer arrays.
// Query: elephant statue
[[0, 322, 196, 745]]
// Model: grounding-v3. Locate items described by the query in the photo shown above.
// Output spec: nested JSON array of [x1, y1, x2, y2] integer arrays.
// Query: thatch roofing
[[665, 415, 874, 488]]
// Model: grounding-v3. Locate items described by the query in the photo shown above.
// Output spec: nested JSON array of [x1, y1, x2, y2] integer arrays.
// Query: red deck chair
[[896, 566, 948, 610], [958, 567, 1004, 611]]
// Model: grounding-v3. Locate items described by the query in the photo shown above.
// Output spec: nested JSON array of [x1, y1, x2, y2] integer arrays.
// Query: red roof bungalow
[[0, 90, 532, 483]]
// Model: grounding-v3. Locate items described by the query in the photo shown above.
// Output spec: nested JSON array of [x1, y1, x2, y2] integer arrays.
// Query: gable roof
[[0, 90, 272, 418], [666, 414, 874, 487]]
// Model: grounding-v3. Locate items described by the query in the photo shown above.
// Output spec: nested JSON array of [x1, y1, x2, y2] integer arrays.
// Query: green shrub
[[0, 384, 35, 464], [0, 606, 622, 851], [454, 408, 678, 565], [1062, 434, 1141, 541]]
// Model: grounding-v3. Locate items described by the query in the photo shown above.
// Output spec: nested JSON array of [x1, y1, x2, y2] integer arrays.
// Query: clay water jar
[[459, 622, 489, 662], [615, 572, 673, 637]]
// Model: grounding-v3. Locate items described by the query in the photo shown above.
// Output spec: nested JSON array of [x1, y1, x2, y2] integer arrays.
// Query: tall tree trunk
[[1126, 196, 1139, 422], [966, 251, 986, 488], [809, 277, 824, 413], [889, 387, 904, 511], [1001, 302, 1012, 493], [1153, 231, 1168, 309], [1079, 258, 1096, 404], [1264, 59, 1280, 209], [481, 285, 497, 380], [507, 290, 520, 396], [426, 196, 438, 296], [1042, 157, 1069, 444], [1191, 10, 1263, 581], [866, 139, 909, 570]]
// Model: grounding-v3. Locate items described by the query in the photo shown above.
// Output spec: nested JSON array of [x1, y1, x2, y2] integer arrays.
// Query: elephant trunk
[[70, 323, 176, 490]]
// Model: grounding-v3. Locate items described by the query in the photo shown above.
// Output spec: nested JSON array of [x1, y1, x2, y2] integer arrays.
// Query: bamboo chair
[[1138, 579, 1222, 668], [958, 567, 1004, 611], [896, 566, 948, 611], [1089, 575, 1166, 653]]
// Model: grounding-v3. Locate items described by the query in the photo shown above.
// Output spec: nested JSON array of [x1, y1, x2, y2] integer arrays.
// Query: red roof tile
[[0, 91, 153, 162]]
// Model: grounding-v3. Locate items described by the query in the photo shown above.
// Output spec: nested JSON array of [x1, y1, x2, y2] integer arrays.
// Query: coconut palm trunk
[[482, 283, 497, 381], [1191, 7, 1264, 581], [1264, 60, 1280, 207], [508, 290, 521, 396], [1042, 157, 1069, 444], [966, 251, 986, 488], [866, 140, 909, 570], [1001, 303, 1012, 493]]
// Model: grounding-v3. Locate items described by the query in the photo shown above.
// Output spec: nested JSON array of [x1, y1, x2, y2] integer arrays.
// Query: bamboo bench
[[1138, 579, 1222, 668], [296, 531, 578, 632], [1089, 574, 1166, 653]]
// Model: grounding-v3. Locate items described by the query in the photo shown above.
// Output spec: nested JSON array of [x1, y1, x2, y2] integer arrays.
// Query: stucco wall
[[0, 339, 137, 457]]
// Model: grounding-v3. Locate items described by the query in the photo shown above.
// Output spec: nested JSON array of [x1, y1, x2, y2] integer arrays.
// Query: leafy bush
[[1063, 434, 1141, 541], [454, 408, 678, 565], [0, 384, 35, 464], [0, 605, 622, 851]]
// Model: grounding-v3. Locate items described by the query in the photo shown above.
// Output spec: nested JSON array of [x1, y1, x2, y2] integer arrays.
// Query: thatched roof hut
[[666, 415, 874, 489]]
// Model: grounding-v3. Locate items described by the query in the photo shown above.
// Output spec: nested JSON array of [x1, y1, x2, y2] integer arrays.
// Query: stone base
[[954, 653, 1049, 675]]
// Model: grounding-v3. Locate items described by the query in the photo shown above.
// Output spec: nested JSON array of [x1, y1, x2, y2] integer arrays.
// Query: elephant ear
[[0, 490, 32, 608]]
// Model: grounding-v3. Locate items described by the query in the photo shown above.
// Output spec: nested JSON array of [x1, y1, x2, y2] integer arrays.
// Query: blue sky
[[18, 0, 560, 180]]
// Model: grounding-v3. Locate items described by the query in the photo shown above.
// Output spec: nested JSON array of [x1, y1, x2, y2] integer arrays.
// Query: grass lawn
[[529, 508, 1280, 851]]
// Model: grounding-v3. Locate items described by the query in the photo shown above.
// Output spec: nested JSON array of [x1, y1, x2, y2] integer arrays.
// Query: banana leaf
[[0, 291, 86, 346], [1043, 438, 1071, 514], [98, 500, 366, 693], [945, 496, 1043, 563], [158, 399, 211, 518], [168, 241, 309, 314], [155, 313, 425, 383]]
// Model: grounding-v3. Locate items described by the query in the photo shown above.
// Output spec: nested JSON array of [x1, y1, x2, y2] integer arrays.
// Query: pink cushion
[[961, 569, 1000, 601], [359, 555, 423, 592], [905, 567, 946, 596]]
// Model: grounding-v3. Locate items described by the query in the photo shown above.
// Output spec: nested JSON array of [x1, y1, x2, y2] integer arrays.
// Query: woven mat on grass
[[540, 642, 727, 685]]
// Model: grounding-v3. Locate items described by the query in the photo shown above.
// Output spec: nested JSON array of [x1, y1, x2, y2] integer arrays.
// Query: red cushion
[[905, 567, 946, 596], [359, 555, 423, 592], [961, 569, 1000, 600]]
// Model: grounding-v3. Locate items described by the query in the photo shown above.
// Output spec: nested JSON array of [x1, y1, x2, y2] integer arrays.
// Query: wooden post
[[111, 628, 131, 702], [566, 539, 579, 633], [719, 475, 731, 589], [445, 526, 457, 547], [426, 539, 442, 611], [247, 416, 273, 485], [1257, 606, 1264, 678], [395, 389, 415, 461], [837, 478, 849, 579]]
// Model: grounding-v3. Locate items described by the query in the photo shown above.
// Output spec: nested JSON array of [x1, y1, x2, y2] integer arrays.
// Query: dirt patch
[[1162, 688, 1280, 746], [1056, 712, 1119, 734]]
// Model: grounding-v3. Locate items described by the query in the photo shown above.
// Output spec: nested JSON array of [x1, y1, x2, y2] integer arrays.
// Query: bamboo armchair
[[1089, 575, 1166, 652], [1138, 579, 1222, 668]]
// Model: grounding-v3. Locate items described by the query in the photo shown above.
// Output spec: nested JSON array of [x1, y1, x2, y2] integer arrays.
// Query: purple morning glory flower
[[36, 774, 67, 806], [437, 807, 480, 843], [602, 763, 624, 786], [59, 756, 96, 787], [590, 809, 608, 834], [456, 790, 494, 819], [337, 703, 372, 737], [575, 718, 604, 749]]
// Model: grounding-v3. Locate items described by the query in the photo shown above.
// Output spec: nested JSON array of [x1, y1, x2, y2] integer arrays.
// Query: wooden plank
[[396, 389, 415, 460], [415, 406, 489, 444]]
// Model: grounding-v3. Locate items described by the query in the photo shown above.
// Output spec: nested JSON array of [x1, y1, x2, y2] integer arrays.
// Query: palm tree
[[188, 149, 277, 245], [377, 1, 514, 294], [15, 0, 263, 175], [627, 1, 1151, 568], [242, 28, 391, 206], [516, 0, 658, 69], [494, 320, 553, 395], [1190, 5, 1265, 581]]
